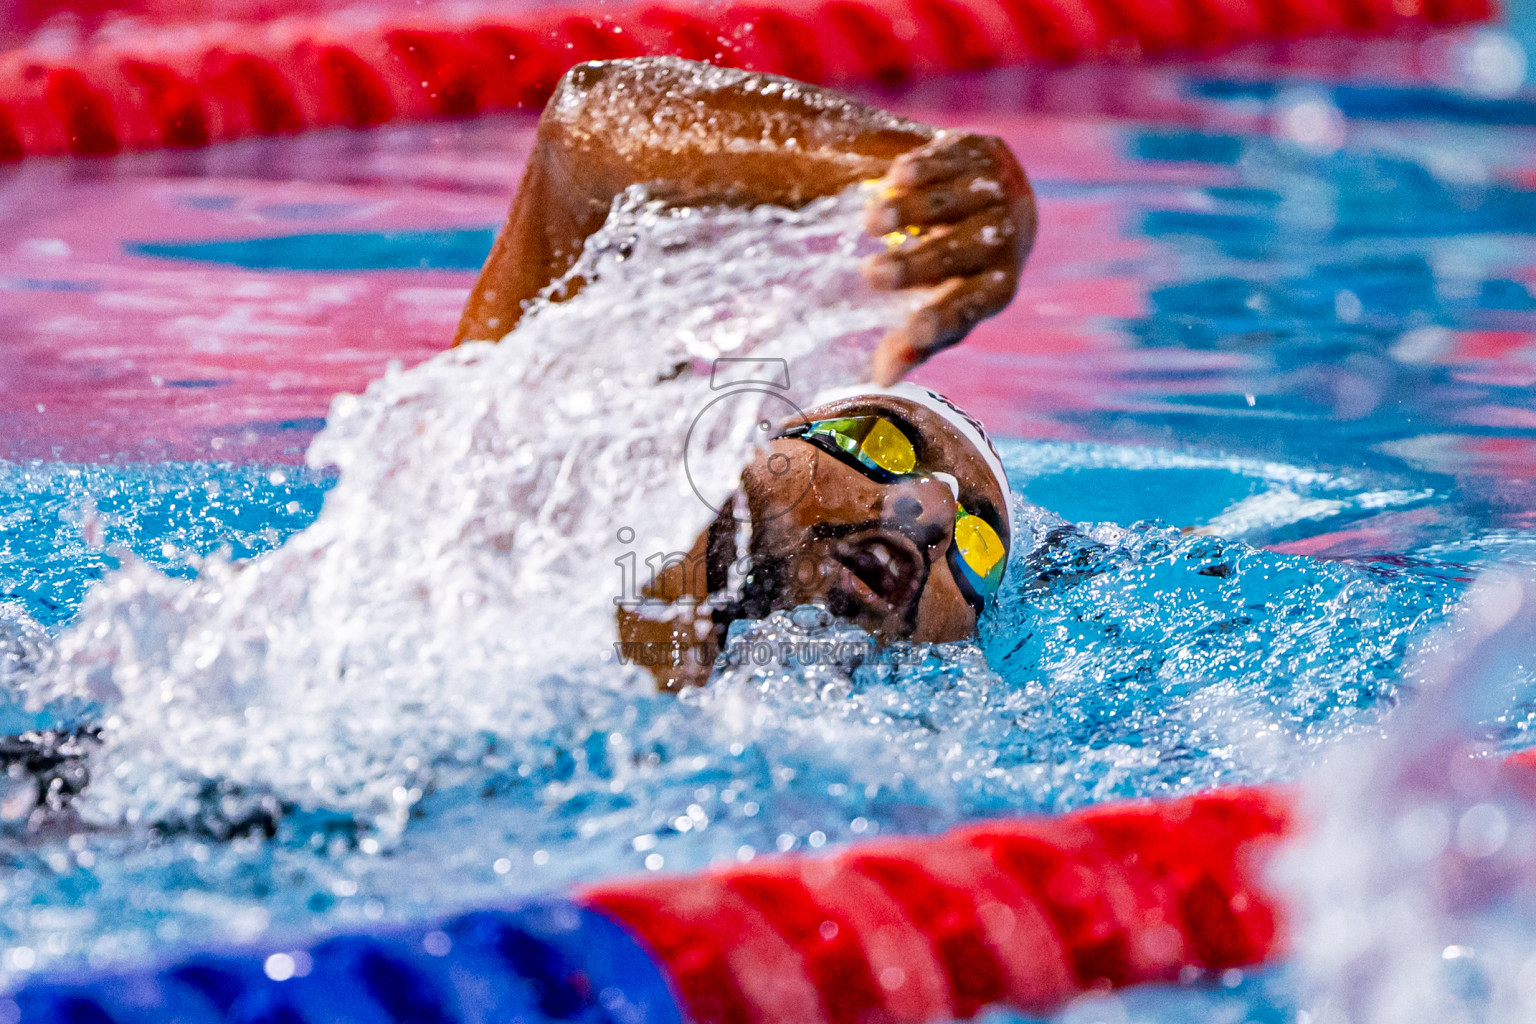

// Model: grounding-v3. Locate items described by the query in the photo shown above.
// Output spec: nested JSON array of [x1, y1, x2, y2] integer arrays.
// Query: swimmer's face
[[737, 395, 1010, 642]]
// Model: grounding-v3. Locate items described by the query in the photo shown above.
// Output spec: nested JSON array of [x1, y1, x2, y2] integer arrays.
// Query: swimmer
[[0, 56, 1034, 820], [459, 57, 1035, 688]]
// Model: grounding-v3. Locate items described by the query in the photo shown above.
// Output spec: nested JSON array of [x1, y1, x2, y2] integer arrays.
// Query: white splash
[[1287, 571, 1536, 1024], [34, 186, 919, 836]]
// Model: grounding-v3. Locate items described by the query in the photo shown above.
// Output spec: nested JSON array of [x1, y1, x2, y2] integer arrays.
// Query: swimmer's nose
[[882, 479, 956, 550], [890, 496, 923, 522]]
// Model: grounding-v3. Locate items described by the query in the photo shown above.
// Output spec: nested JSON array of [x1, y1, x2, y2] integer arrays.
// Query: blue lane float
[[9, 900, 683, 1024]]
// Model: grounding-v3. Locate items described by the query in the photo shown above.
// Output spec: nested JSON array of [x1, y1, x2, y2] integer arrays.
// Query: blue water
[[128, 230, 498, 271], [0, 463, 332, 630], [4, 19, 1536, 1024]]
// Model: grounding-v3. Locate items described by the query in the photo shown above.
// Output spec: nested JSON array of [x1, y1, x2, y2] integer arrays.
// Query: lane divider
[[0, 0, 1497, 160], [5, 785, 1294, 1024], [14, 900, 684, 1024]]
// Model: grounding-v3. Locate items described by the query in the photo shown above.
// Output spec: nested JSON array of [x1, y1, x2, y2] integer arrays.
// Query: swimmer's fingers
[[863, 206, 1020, 291], [872, 270, 1017, 386], [863, 132, 1035, 385], [865, 171, 1007, 235], [886, 131, 1015, 190]]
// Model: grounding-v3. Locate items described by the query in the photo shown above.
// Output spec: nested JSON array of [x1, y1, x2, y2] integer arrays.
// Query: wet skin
[[456, 56, 1036, 385], [616, 395, 1010, 689], [739, 394, 1010, 643]]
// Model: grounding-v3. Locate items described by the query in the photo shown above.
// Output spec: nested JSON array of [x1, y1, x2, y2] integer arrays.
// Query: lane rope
[[4, 785, 1297, 1024], [0, 0, 1497, 158]]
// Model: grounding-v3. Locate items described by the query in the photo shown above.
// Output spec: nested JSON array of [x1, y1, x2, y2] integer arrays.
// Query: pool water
[[2, 22, 1536, 1024]]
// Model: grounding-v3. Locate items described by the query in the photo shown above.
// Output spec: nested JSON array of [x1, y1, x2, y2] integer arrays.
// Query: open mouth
[[831, 531, 927, 623]]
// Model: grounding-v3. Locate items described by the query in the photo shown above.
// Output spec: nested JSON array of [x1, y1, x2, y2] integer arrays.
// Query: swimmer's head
[[735, 383, 1011, 642]]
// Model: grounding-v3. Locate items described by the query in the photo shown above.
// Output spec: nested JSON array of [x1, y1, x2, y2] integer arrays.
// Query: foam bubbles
[[0, 607, 48, 695], [30, 186, 917, 838]]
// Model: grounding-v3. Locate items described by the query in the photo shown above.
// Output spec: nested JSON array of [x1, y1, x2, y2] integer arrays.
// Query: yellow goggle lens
[[953, 510, 1006, 595], [805, 417, 917, 477], [858, 418, 918, 476]]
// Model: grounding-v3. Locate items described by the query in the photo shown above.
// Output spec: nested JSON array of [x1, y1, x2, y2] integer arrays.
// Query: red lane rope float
[[582, 786, 1294, 1024], [0, 0, 1498, 159]]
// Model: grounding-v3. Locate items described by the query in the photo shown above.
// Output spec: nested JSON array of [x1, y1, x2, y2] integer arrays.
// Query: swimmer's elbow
[[547, 61, 608, 107], [543, 57, 695, 124]]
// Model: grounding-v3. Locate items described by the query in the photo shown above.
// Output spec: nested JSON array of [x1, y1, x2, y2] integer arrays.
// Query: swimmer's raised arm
[[454, 56, 1036, 385]]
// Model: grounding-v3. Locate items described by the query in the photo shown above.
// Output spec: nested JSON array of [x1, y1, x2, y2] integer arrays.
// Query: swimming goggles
[[777, 416, 1008, 609]]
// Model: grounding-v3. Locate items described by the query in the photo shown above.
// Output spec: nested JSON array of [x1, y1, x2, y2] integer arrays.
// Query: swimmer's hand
[[863, 132, 1037, 387]]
